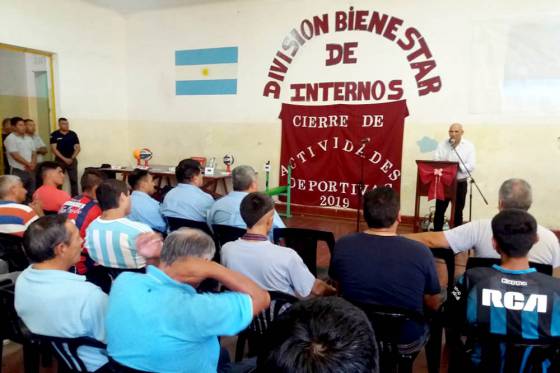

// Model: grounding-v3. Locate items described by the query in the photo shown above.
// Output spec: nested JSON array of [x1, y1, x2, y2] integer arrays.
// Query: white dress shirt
[[433, 138, 475, 180]]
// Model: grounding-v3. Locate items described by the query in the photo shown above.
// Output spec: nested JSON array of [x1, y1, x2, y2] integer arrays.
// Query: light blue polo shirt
[[208, 191, 286, 240], [128, 191, 167, 233], [161, 183, 214, 222], [106, 266, 253, 373], [14, 266, 108, 372]]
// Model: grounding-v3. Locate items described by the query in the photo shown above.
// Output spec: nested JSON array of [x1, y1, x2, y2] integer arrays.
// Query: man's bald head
[[448, 123, 464, 144]]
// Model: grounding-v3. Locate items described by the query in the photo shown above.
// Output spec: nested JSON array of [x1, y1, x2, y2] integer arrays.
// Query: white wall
[[0, 0, 130, 168], [4, 0, 559, 227], [125, 0, 560, 227]]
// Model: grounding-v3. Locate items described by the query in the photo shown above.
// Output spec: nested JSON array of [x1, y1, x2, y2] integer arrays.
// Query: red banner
[[279, 101, 409, 209]]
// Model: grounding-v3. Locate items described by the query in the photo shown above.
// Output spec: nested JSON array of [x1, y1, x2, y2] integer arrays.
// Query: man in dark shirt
[[330, 186, 442, 353], [50, 117, 80, 196], [450, 209, 560, 371]]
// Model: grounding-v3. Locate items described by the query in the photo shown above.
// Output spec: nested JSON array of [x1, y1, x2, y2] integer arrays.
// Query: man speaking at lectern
[[433, 123, 476, 231]]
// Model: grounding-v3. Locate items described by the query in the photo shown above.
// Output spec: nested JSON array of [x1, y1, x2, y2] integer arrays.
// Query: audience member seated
[[222, 192, 335, 298], [257, 296, 379, 373], [33, 161, 71, 212], [85, 179, 152, 270], [127, 169, 167, 233], [14, 215, 108, 372], [406, 179, 560, 269], [450, 209, 560, 369], [161, 158, 213, 222], [330, 187, 442, 355], [0, 175, 41, 237], [105, 228, 270, 372], [208, 165, 285, 239], [59, 170, 105, 274]]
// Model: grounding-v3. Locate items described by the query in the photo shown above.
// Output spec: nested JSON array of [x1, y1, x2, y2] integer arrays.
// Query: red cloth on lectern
[[418, 164, 456, 201]]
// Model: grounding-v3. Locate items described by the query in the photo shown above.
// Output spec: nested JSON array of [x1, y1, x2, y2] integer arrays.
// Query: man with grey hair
[[0, 175, 42, 237], [433, 123, 476, 231], [105, 228, 270, 372], [207, 165, 285, 236], [405, 178, 560, 268]]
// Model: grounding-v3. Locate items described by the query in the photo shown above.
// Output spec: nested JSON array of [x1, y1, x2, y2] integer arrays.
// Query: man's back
[[85, 217, 151, 269], [161, 184, 214, 222], [106, 266, 252, 373], [444, 219, 560, 267], [330, 233, 440, 314], [15, 266, 108, 371], [208, 191, 285, 230], [128, 191, 166, 233], [60, 195, 101, 274], [221, 238, 315, 298], [0, 200, 38, 237], [458, 265, 560, 339]]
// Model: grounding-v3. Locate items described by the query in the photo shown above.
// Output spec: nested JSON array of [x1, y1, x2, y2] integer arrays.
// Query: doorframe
[[0, 43, 57, 131]]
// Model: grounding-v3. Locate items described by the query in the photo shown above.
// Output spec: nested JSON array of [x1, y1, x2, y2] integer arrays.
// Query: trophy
[[205, 157, 216, 175], [223, 154, 235, 174], [133, 148, 153, 169]]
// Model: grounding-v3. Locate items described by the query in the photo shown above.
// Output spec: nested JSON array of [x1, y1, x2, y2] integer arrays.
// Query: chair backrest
[[212, 224, 246, 247], [251, 291, 298, 336], [0, 279, 32, 344], [165, 217, 213, 236], [0, 233, 28, 272], [466, 332, 560, 372], [349, 300, 425, 342], [273, 228, 335, 276], [37, 334, 107, 372], [430, 247, 455, 288], [466, 257, 553, 275]]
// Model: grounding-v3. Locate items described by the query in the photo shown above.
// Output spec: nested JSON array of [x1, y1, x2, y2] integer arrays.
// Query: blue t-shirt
[[106, 266, 253, 373], [330, 233, 441, 314]]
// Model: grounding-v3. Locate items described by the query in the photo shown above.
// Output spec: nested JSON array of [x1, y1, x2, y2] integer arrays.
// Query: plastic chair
[[0, 233, 29, 271], [273, 228, 335, 276], [425, 247, 456, 373], [36, 334, 108, 372], [212, 224, 246, 248], [466, 257, 553, 275], [235, 291, 298, 362], [106, 357, 151, 373], [165, 217, 213, 236], [349, 301, 427, 373], [461, 331, 560, 372], [0, 279, 41, 373]]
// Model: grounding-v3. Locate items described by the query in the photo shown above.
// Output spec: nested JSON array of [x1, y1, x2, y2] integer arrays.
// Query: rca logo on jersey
[[482, 289, 547, 313]]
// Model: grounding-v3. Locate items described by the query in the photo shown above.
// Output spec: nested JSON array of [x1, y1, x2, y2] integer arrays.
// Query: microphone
[[361, 137, 371, 144], [448, 138, 455, 145]]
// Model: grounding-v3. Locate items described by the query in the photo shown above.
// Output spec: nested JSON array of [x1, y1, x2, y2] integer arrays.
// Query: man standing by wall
[[433, 123, 476, 230], [25, 119, 48, 163], [50, 117, 80, 196], [5, 117, 36, 200]]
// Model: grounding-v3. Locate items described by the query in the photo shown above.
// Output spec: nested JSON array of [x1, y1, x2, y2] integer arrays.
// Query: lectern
[[414, 160, 459, 233]]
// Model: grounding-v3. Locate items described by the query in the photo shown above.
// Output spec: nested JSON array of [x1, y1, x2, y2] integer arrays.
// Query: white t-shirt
[[221, 238, 316, 298], [444, 219, 560, 267], [31, 134, 46, 163], [4, 133, 35, 170]]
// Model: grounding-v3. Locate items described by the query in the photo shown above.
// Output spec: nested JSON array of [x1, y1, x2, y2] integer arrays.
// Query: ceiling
[[83, 0, 241, 15]]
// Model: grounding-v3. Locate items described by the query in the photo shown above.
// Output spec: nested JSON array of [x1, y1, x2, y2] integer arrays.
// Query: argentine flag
[[175, 47, 238, 95]]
